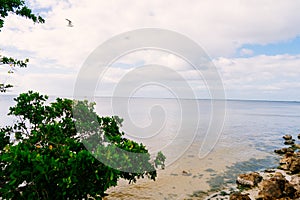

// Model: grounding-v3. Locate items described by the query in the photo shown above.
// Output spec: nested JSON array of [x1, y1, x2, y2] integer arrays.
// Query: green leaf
[[21, 170, 31, 175], [9, 179, 16, 186], [0, 91, 165, 199]]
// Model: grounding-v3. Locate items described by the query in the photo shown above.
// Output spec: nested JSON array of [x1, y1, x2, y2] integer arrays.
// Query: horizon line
[[2, 94, 299, 103]]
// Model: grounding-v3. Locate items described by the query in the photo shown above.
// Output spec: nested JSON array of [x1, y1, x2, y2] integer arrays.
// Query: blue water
[[1, 95, 300, 171], [93, 98, 300, 162], [224, 100, 300, 151]]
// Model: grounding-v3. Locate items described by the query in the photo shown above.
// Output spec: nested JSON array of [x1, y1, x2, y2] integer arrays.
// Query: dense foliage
[[0, 91, 165, 199], [0, 0, 44, 92]]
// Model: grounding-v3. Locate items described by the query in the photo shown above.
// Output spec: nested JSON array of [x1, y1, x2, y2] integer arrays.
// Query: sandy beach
[[104, 142, 272, 199]]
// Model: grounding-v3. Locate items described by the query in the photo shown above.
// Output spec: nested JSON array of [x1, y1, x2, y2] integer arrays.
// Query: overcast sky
[[1, 0, 300, 101]]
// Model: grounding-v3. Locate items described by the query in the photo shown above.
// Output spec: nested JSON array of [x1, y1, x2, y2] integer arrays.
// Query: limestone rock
[[289, 157, 300, 174], [258, 172, 297, 200], [236, 172, 262, 187], [274, 147, 294, 154], [283, 134, 293, 140], [279, 152, 300, 174], [264, 169, 276, 173], [290, 174, 300, 191], [280, 152, 294, 165], [280, 152, 294, 164], [229, 192, 251, 200], [284, 139, 295, 145], [292, 143, 300, 149], [182, 170, 192, 176]]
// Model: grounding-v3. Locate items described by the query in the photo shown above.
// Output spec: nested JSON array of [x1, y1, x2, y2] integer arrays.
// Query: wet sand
[[104, 142, 272, 200]]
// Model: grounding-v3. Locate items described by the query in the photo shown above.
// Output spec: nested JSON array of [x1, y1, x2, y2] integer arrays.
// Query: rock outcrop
[[229, 192, 251, 200], [274, 147, 294, 154], [292, 143, 300, 149], [236, 172, 262, 187], [205, 134, 300, 200], [284, 139, 295, 145], [257, 172, 297, 200], [279, 152, 300, 173]]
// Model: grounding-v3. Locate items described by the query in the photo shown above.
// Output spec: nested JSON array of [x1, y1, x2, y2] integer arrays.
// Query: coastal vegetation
[[0, 91, 165, 199], [0, 1, 165, 199], [0, 0, 44, 92]]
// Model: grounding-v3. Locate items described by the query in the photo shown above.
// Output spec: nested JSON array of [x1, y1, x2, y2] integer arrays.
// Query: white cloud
[[239, 48, 254, 56], [12, 72, 75, 96], [0, 0, 300, 100], [214, 54, 300, 100], [2, 0, 300, 62]]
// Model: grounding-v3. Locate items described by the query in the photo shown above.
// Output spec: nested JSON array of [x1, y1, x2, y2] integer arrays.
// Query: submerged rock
[[274, 147, 294, 154], [236, 172, 262, 187], [182, 170, 192, 176], [292, 143, 300, 149], [229, 192, 250, 200], [283, 134, 293, 140], [264, 169, 276, 173], [284, 139, 295, 145], [206, 135, 300, 200]]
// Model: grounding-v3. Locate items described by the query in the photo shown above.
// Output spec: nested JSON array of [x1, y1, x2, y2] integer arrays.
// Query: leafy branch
[[0, 0, 45, 92], [0, 0, 45, 30]]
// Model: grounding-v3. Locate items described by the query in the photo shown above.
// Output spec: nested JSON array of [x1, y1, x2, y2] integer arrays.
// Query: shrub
[[0, 91, 165, 199]]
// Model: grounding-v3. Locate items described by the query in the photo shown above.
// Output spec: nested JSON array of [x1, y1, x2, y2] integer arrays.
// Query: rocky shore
[[204, 133, 300, 200]]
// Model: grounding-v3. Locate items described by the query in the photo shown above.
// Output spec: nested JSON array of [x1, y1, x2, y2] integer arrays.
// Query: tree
[[0, 0, 45, 92], [0, 91, 166, 199]]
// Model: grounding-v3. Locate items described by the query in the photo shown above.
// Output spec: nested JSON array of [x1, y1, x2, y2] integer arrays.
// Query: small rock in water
[[298, 134, 300, 139], [279, 152, 300, 174], [264, 169, 276, 173], [274, 147, 294, 154], [182, 170, 192, 176], [229, 192, 250, 200], [292, 143, 300, 149], [236, 172, 262, 187], [284, 139, 295, 145], [283, 134, 293, 140]]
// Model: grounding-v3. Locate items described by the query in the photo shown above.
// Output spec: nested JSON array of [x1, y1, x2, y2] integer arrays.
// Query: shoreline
[[104, 143, 276, 199], [203, 133, 300, 200], [104, 134, 300, 200]]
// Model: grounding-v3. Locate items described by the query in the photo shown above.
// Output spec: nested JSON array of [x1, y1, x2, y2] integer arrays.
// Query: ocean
[[1, 95, 300, 198]]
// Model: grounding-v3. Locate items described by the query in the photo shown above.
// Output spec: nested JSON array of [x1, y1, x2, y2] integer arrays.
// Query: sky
[[0, 0, 300, 101]]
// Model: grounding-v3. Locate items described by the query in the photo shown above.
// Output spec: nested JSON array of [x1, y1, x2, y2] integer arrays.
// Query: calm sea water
[[2, 95, 300, 196]]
